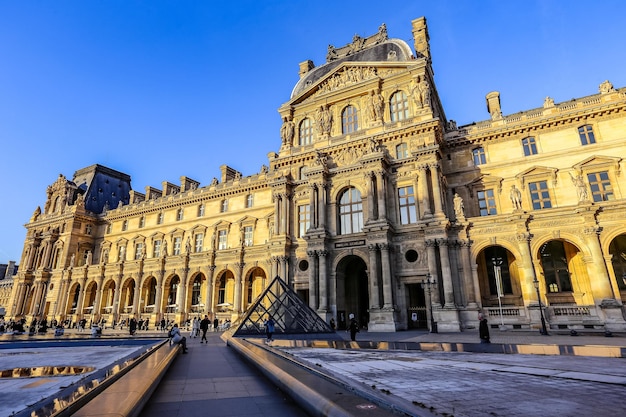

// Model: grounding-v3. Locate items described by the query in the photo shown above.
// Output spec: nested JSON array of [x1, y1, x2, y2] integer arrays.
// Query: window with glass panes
[[339, 188, 363, 234], [342, 106, 358, 134], [218, 230, 227, 250], [244, 226, 253, 246], [529, 181, 552, 209], [191, 277, 201, 305], [194, 233, 204, 253], [153, 240, 162, 258], [299, 118, 313, 145], [472, 147, 486, 165], [173, 237, 182, 255], [390, 91, 409, 121], [522, 137, 537, 156], [122, 220, 128, 231], [587, 171, 613, 202], [198, 204, 205, 217], [298, 204, 310, 237], [578, 125, 596, 145], [134, 243, 144, 260], [396, 143, 409, 159], [157, 212, 164, 224], [221, 199, 228, 213], [246, 194, 254, 208], [398, 186, 417, 224], [176, 208, 184, 221], [477, 189, 497, 216], [139, 216, 145, 228], [118, 245, 126, 261]]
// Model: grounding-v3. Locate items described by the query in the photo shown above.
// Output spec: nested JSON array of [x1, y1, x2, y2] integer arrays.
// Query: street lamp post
[[421, 273, 438, 333], [491, 257, 506, 330], [533, 276, 549, 335]]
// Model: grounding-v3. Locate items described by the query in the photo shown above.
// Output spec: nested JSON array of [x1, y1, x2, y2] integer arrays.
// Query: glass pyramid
[[226, 275, 335, 337]]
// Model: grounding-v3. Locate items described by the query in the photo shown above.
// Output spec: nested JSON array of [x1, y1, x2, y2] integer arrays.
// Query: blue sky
[[1, 1, 625, 263]]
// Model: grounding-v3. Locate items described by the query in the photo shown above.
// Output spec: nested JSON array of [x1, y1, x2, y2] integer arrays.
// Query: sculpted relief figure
[[543, 96, 555, 108], [315, 105, 332, 135], [453, 193, 465, 219], [569, 172, 589, 203], [31, 206, 41, 222], [510, 185, 523, 210], [280, 116, 295, 146], [599, 80, 615, 94], [411, 76, 430, 109]]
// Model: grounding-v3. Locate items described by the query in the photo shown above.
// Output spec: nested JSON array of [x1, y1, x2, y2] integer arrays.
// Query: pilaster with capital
[[418, 166, 431, 218], [429, 162, 444, 217], [583, 226, 614, 301], [307, 250, 317, 309], [437, 239, 454, 306], [425, 239, 440, 305], [234, 262, 245, 313], [76, 277, 87, 318], [308, 184, 317, 229], [177, 268, 189, 315], [379, 243, 393, 309], [366, 171, 376, 220], [375, 170, 388, 220], [458, 239, 477, 305], [112, 273, 123, 319], [204, 265, 216, 315], [516, 233, 539, 304]]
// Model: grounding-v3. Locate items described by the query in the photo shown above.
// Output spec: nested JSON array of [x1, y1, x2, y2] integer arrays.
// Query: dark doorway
[[337, 255, 369, 330], [406, 283, 427, 329]]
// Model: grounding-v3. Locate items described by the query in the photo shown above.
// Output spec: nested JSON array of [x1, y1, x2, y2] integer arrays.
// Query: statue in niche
[[69, 254, 75, 268], [315, 105, 332, 135], [366, 91, 376, 121], [373, 91, 384, 120], [280, 116, 295, 146], [569, 172, 589, 203], [510, 185, 523, 210], [453, 193, 465, 220], [86, 250, 92, 265], [185, 237, 192, 253], [161, 240, 168, 257]]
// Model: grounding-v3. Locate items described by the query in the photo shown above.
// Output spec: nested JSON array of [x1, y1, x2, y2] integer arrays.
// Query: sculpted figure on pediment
[[31, 206, 41, 222], [327, 45, 338, 62], [599, 80, 615, 94], [543, 96, 554, 108]]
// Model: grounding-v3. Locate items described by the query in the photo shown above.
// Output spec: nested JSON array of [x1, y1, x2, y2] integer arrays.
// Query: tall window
[[484, 246, 512, 295], [396, 143, 409, 159], [298, 204, 310, 237], [342, 105, 358, 134], [194, 233, 204, 253], [106, 223, 112, 234], [218, 230, 227, 250], [153, 240, 162, 258], [221, 199, 228, 213], [540, 241, 573, 293], [168, 278, 179, 306], [477, 189, 497, 216], [339, 187, 363, 234], [587, 171, 614, 202], [85, 224, 92, 235], [173, 237, 182, 255], [246, 194, 254, 208], [578, 125, 596, 145], [244, 226, 253, 246], [118, 245, 126, 261], [157, 212, 164, 225], [218, 278, 226, 304], [176, 208, 184, 221], [472, 147, 486, 165], [134, 243, 144, 260], [389, 91, 409, 121], [398, 186, 417, 225], [198, 204, 205, 217], [138, 216, 145, 228], [122, 220, 128, 231], [522, 137, 538, 156], [191, 277, 201, 306], [299, 118, 313, 145], [529, 181, 552, 209]]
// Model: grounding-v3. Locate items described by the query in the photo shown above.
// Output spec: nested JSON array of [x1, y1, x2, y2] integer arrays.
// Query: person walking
[[478, 313, 491, 344], [200, 315, 210, 343], [129, 317, 137, 336], [170, 324, 188, 353], [192, 317, 200, 338], [264, 316, 275, 344], [348, 317, 359, 342], [213, 317, 219, 332]]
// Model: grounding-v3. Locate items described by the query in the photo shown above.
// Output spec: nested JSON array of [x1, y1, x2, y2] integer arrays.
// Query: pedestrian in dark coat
[[348, 317, 359, 341], [200, 315, 210, 343], [478, 313, 490, 343]]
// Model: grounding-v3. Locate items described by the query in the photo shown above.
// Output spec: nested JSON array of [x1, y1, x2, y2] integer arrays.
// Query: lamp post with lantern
[[533, 276, 549, 335], [421, 273, 438, 333]]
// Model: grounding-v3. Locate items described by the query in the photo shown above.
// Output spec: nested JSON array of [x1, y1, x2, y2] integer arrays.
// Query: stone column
[[516, 233, 539, 304], [177, 268, 189, 315], [379, 243, 393, 308], [319, 184, 327, 230], [429, 162, 444, 216], [204, 266, 216, 314], [418, 166, 431, 218], [132, 277, 141, 315], [94, 277, 104, 317], [234, 263, 244, 313], [366, 172, 376, 220], [77, 277, 87, 317], [376, 170, 387, 220], [29, 282, 42, 315], [438, 239, 454, 306], [307, 250, 317, 309], [368, 244, 380, 309], [459, 240, 477, 305], [318, 250, 328, 311], [113, 274, 123, 320], [154, 270, 164, 318], [281, 193, 288, 235], [309, 184, 317, 229], [425, 240, 440, 305], [273, 193, 281, 236], [280, 256, 289, 286], [583, 226, 614, 300]]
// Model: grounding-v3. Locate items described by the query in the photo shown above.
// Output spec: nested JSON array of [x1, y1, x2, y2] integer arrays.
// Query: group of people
[[190, 315, 220, 342]]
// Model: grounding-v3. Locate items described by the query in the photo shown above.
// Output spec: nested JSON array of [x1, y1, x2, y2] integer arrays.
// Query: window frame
[[299, 118, 313, 146], [587, 171, 614, 202], [578, 124, 596, 145], [396, 143, 409, 159], [397, 186, 417, 225], [298, 204, 310, 237], [477, 189, 497, 216], [528, 180, 553, 210], [472, 147, 487, 166], [339, 187, 363, 235], [341, 105, 359, 134], [389, 91, 409, 122], [521, 137, 538, 156]]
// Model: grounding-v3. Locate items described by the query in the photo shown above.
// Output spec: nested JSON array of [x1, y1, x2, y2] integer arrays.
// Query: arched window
[[389, 91, 409, 121], [191, 276, 202, 306], [540, 241, 573, 293], [299, 118, 313, 145], [342, 105, 358, 134], [338, 187, 363, 234], [218, 278, 226, 304], [167, 277, 179, 306]]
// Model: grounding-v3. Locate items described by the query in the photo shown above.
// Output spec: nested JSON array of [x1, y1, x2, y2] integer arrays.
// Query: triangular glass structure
[[226, 276, 335, 337]]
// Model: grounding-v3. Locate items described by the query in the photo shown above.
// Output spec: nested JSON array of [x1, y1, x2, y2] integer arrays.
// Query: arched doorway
[[244, 267, 267, 310], [477, 245, 522, 307], [336, 255, 368, 330], [538, 240, 582, 304]]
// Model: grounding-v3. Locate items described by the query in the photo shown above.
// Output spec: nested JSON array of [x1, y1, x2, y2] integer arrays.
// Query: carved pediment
[[574, 156, 622, 175], [466, 175, 504, 197]]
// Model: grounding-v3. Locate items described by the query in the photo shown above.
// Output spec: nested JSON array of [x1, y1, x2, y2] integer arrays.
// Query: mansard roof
[[291, 38, 414, 99]]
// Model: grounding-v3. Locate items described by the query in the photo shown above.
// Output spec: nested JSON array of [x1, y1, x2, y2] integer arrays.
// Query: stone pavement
[[141, 327, 626, 417]]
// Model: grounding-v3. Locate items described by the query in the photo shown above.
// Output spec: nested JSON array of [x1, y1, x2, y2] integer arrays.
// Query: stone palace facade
[[7, 17, 626, 332]]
